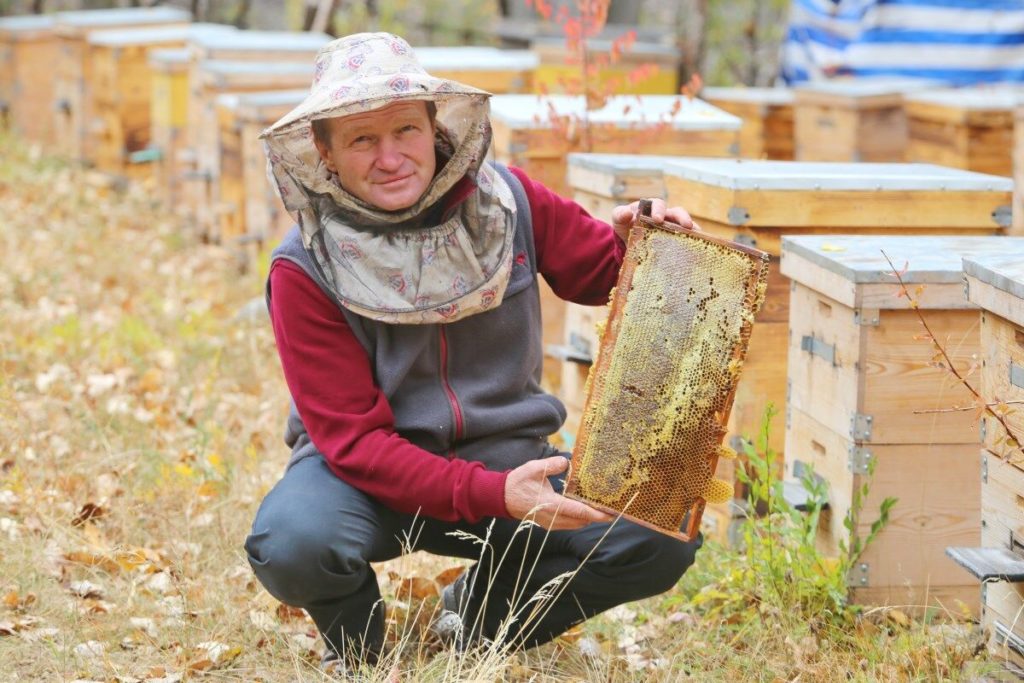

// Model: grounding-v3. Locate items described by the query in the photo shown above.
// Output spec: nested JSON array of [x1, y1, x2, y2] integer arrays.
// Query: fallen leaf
[[396, 576, 438, 600], [73, 640, 106, 658], [433, 566, 465, 587], [820, 243, 846, 253], [68, 580, 104, 599], [72, 502, 107, 527]]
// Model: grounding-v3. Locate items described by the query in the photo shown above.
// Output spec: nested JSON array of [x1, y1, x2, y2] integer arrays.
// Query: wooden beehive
[[414, 46, 537, 93], [665, 158, 1013, 459], [190, 59, 315, 241], [531, 36, 680, 95], [1013, 103, 1024, 236], [782, 235, 1024, 612], [905, 87, 1023, 177], [701, 86, 795, 160], [950, 251, 1024, 666], [51, 6, 192, 162], [88, 23, 232, 177], [489, 94, 740, 197], [215, 89, 305, 255], [0, 15, 59, 146], [793, 77, 942, 162], [149, 47, 191, 209]]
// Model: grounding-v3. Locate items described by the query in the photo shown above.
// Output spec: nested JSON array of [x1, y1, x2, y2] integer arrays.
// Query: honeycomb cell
[[565, 216, 769, 540]]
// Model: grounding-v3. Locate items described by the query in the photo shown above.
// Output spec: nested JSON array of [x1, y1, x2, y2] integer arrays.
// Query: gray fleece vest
[[269, 164, 565, 471]]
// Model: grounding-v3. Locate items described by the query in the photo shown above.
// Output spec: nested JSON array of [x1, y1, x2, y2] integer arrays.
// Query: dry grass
[[0, 137, 1011, 681]]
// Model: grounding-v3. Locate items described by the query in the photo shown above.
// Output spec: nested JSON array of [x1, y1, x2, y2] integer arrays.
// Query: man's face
[[314, 100, 436, 211]]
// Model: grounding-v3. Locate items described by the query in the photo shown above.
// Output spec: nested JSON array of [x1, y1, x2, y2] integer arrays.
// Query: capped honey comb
[[565, 211, 769, 541]]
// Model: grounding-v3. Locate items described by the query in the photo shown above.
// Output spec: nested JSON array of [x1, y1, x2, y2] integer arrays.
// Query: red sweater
[[268, 167, 625, 523]]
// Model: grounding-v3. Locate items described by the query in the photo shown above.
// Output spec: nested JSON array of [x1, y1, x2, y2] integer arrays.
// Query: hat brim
[[261, 74, 491, 139]]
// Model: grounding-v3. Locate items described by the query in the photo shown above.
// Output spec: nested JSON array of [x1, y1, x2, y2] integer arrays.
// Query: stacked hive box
[[214, 89, 306, 254], [491, 96, 740, 395], [191, 60, 315, 240], [88, 24, 233, 177], [958, 252, 1024, 669], [700, 87, 795, 160], [149, 47, 192, 208], [415, 46, 537, 93], [0, 15, 59, 145], [905, 87, 1023, 177], [181, 31, 325, 239], [664, 158, 1013, 464], [52, 6, 191, 163], [531, 36, 679, 95], [793, 77, 941, 162], [782, 235, 1024, 611]]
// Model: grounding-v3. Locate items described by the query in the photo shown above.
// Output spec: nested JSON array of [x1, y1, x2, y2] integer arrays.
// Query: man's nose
[[375, 136, 404, 171]]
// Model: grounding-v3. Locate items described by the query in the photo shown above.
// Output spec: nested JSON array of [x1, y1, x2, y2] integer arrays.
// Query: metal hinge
[[981, 418, 987, 443], [848, 446, 872, 475], [728, 206, 751, 226], [733, 233, 757, 249], [992, 205, 1013, 228], [801, 335, 836, 366], [1011, 363, 1024, 390], [850, 413, 873, 441], [786, 405, 792, 431], [848, 562, 870, 587], [609, 181, 627, 197], [963, 275, 971, 302], [982, 451, 989, 484], [853, 309, 880, 326]]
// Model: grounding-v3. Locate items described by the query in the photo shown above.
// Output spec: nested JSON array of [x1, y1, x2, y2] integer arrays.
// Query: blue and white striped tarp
[[782, 0, 1024, 85]]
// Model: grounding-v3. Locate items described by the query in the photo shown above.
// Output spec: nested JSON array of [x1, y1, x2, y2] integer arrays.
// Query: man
[[245, 32, 702, 669]]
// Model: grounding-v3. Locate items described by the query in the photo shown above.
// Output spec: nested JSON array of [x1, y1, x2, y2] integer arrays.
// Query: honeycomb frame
[[565, 212, 770, 541]]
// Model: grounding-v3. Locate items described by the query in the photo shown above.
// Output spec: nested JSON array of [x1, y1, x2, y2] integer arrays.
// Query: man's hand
[[610, 198, 697, 242], [504, 456, 613, 530]]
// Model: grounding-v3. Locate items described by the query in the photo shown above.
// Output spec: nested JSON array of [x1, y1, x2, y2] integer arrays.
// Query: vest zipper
[[438, 326, 464, 459]]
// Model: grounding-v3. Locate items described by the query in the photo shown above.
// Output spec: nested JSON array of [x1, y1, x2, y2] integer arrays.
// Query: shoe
[[430, 572, 467, 646]]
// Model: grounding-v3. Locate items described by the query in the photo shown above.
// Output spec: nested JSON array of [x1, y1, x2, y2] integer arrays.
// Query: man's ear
[[311, 123, 336, 173]]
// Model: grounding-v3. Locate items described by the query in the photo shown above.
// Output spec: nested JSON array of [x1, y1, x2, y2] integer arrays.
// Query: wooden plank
[[665, 175, 1010, 231], [728, 320, 788, 458], [945, 546, 1024, 582], [785, 407, 980, 601]]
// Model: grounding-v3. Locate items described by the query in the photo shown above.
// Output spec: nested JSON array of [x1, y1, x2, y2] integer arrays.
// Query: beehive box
[[701, 86, 795, 160], [0, 15, 59, 145], [561, 152, 670, 426], [793, 77, 941, 162], [905, 87, 1023, 177], [782, 235, 1024, 612], [490, 94, 740, 197], [190, 59, 314, 241], [1013, 103, 1024, 236], [414, 46, 537, 93], [88, 23, 233, 177], [961, 251, 1024, 665], [531, 36, 679, 95], [149, 47, 191, 208], [215, 89, 305, 253], [664, 158, 1013, 458], [51, 6, 192, 162]]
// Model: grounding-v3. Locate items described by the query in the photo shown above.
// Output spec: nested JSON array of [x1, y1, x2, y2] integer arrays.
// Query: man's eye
[[350, 135, 373, 146], [399, 124, 418, 134]]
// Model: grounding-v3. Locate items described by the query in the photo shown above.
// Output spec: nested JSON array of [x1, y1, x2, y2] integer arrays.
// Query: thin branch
[[881, 249, 1024, 457], [913, 400, 1024, 415]]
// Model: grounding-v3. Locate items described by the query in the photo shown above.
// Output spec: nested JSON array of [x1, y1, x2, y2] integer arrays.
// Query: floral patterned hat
[[260, 33, 518, 325]]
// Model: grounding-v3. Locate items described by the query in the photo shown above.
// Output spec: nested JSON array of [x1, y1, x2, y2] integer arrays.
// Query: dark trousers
[[245, 454, 701, 660]]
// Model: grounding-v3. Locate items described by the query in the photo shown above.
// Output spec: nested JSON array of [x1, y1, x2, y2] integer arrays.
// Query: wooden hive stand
[[664, 158, 1013, 465], [530, 36, 680, 96], [0, 14, 59, 147], [793, 77, 943, 163], [87, 24, 233, 179], [183, 30, 328, 242], [214, 88, 306, 264], [51, 6, 192, 164], [700, 86, 795, 160], [783, 235, 1024, 613], [904, 86, 1024, 177], [948, 250, 1024, 674], [414, 46, 537, 93]]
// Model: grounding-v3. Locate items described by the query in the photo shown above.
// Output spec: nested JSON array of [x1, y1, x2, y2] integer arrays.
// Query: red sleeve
[[268, 259, 510, 523], [509, 166, 626, 305]]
